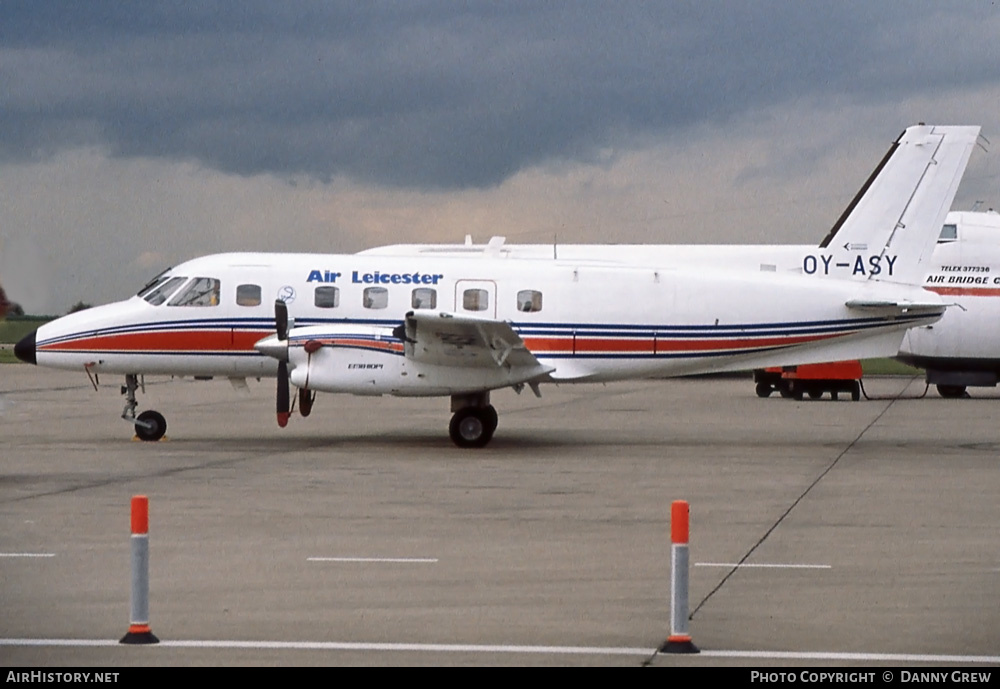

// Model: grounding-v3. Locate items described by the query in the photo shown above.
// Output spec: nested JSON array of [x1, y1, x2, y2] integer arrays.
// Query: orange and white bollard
[[660, 500, 699, 653], [119, 495, 159, 644]]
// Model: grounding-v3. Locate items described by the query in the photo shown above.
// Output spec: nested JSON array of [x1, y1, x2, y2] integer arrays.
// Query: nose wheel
[[135, 410, 167, 442], [121, 374, 167, 441], [449, 405, 498, 448]]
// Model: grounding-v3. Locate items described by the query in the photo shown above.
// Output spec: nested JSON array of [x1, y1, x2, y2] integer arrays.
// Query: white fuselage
[[32, 246, 937, 395]]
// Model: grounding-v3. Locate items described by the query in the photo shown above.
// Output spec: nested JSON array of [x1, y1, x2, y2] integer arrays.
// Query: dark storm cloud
[[2, 2, 997, 188]]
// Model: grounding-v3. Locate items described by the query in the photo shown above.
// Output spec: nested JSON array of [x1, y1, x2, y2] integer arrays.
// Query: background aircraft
[[898, 209, 1000, 397], [14, 125, 982, 446]]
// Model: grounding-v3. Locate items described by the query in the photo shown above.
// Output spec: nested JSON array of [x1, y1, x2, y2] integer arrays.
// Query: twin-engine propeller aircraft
[[14, 125, 982, 446]]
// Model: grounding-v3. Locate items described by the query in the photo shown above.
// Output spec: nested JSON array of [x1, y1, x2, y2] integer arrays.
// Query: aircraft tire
[[449, 407, 495, 448], [135, 410, 167, 442], [808, 390, 822, 400], [936, 384, 968, 399], [484, 405, 499, 435]]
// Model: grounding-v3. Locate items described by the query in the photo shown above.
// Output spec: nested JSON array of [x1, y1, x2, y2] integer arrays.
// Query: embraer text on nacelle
[[802, 254, 897, 277]]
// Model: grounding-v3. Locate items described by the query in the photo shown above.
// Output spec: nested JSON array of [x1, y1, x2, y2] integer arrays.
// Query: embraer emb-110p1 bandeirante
[[14, 125, 983, 446]]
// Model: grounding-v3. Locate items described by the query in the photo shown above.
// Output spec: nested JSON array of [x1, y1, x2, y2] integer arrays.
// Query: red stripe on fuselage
[[38, 329, 265, 353], [522, 332, 846, 354], [926, 286, 1000, 297]]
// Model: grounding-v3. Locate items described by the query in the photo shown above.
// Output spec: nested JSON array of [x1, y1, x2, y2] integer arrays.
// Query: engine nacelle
[[285, 324, 534, 396]]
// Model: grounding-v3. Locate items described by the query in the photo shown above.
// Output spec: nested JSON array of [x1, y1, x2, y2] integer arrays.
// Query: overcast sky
[[2, 2, 999, 314]]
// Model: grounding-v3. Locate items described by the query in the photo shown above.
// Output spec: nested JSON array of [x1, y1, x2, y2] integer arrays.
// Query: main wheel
[[936, 384, 968, 398], [135, 410, 167, 442], [449, 407, 496, 448], [483, 405, 498, 435]]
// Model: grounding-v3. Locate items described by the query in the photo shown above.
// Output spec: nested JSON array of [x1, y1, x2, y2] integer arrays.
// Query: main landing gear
[[122, 374, 167, 442], [449, 393, 498, 448], [936, 384, 969, 398]]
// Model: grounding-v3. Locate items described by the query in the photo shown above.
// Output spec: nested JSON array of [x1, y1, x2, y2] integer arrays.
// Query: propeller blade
[[299, 387, 315, 417], [277, 360, 290, 428], [275, 299, 289, 341]]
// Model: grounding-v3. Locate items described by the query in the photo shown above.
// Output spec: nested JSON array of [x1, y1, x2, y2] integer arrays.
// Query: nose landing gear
[[122, 374, 167, 441]]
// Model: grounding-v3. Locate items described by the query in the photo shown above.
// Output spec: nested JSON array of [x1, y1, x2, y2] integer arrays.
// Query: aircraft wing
[[399, 310, 554, 375]]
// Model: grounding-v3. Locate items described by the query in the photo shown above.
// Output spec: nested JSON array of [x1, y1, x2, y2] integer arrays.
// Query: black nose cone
[[14, 329, 36, 365]]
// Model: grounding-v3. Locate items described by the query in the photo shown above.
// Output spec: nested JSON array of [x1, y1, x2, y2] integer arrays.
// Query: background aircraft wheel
[[449, 407, 495, 448], [755, 382, 772, 398], [135, 410, 167, 442], [808, 390, 822, 399], [851, 381, 861, 401], [936, 384, 968, 398]]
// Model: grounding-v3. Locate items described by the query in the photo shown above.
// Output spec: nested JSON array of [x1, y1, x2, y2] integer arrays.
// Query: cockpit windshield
[[142, 276, 187, 306], [136, 268, 173, 298]]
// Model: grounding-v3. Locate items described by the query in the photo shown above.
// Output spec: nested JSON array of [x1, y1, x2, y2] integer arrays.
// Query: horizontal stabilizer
[[845, 299, 946, 316]]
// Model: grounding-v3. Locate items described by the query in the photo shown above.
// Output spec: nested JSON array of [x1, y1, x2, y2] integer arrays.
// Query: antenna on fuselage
[[485, 236, 506, 257]]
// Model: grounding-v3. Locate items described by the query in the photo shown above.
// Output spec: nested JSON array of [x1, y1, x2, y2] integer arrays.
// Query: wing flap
[[402, 310, 554, 375]]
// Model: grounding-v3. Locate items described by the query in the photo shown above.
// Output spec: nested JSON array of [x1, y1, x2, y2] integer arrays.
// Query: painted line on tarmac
[[0, 638, 647, 656], [0, 553, 56, 558], [2, 638, 999, 664], [307, 557, 439, 563], [696, 562, 830, 569]]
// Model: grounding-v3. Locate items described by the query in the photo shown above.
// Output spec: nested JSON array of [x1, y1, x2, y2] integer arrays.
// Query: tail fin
[[817, 124, 980, 285]]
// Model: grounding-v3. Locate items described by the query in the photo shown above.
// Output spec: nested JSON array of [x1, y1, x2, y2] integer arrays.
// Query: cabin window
[[938, 223, 958, 242], [142, 276, 187, 306], [236, 284, 262, 307], [517, 289, 543, 312], [411, 288, 437, 309], [363, 286, 388, 309], [169, 277, 221, 307], [463, 288, 489, 311], [315, 286, 340, 308]]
